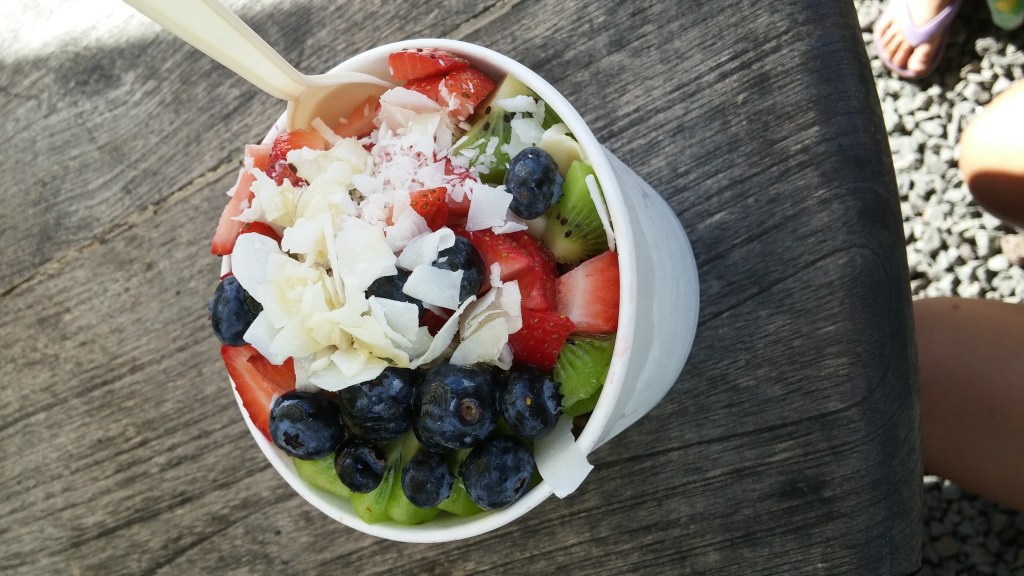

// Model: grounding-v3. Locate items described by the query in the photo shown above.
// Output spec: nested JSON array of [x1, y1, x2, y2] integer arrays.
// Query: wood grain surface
[[0, 0, 922, 574]]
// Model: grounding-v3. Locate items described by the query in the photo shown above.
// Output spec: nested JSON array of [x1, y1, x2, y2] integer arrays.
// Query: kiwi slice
[[293, 454, 353, 500], [437, 477, 483, 517], [454, 75, 562, 184], [437, 449, 484, 517], [543, 160, 609, 265], [553, 334, 615, 416], [384, 433, 441, 525], [348, 441, 402, 524]]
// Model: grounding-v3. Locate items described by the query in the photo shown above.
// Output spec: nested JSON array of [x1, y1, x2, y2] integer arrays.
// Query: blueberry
[[401, 450, 455, 508], [461, 435, 534, 509], [500, 365, 562, 440], [413, 363, 500, 451], [366, 270, 424, 313], [334, 441, 387, 493], [505, 147, 564, 220], [338, 368, 417, 441], [269, 391, 345, 459], [209, 275, 262, 346], [433, 236, 485, 302]]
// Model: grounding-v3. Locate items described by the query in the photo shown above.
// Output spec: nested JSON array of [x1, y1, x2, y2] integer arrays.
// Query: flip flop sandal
[[873, 0, 962, 79]]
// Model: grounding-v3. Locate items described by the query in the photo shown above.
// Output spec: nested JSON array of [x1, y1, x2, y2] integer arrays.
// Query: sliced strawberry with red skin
[[335, 95, 380, 139], [456, 228, 533, 283], [442, 66, 496, 121], [556, 250, 620, 333], [265, 129, 327, 186], [238, 221, 281, 243], [507, 308, 575, 370], [409, 187, 449, 231], [420, 309, 449, 336], [403, 73, 444, 102], [245, 143, 273, 172], [506, 231, 557, 311], [211, 168, 257, 255], [388, 48, 468, 83], [221, 344, 296, 440]]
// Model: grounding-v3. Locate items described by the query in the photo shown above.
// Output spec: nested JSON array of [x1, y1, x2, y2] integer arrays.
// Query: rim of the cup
[[227, 38, 638, 543]]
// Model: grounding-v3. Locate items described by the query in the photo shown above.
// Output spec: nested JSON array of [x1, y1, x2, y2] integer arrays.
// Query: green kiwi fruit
[[543, 160, 609, 265], [553, 334, 615, 416]]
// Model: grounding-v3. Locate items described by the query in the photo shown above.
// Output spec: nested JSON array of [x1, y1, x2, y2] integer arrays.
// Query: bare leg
[[915, 297, 1024, 511], [959, 80, 1024, 228]]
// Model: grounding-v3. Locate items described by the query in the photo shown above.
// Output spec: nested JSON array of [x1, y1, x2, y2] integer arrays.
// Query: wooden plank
[[0, 0, 920, 574]]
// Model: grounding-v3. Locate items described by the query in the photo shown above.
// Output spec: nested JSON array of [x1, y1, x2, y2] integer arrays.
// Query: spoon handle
[[124, 0, 307, 101]]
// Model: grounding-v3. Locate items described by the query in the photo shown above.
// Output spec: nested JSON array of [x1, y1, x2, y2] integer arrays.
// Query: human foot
[[873, 0, 961, 79]]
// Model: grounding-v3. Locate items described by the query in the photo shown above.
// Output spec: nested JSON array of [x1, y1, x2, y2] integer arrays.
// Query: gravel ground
[[853, 1, 1024, 574]]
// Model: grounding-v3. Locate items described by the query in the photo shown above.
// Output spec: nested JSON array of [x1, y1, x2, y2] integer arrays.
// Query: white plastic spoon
[[123, 0, 392, 131]]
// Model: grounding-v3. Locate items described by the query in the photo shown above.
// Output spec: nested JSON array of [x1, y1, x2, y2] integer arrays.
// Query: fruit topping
[[461, 435, 535, 510], [543, 160, 609, 265], [211, 168, 257, 256], [334, 95, 379, 139], [506, 231, 557, 311], [337, 367, 418, 442], [555, 250, 620, 333], [454, 74, 555, 184], [507, 308, 574, 370], [440, 66, 496, 121], [293, 453, 353, 499], [505, 147, 564, 219], [408, 187, 449, 231], [237, 221, 281, 243], [432, 235, 486, 302], [552, 334, 615, 416], [265, 129, 328, 186], [413, 363, 500, 451], [209, 275, 262, 346], [335, 441, 388, 493], [269, 390, 346, 459], [220, 344, 296, 439], [401, 450, 455, 509], [500, 365, 563, 440], [388, 48, 469, 83]]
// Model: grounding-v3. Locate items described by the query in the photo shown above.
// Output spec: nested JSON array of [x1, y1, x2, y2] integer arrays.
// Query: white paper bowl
[[227, 39, 699, 543]]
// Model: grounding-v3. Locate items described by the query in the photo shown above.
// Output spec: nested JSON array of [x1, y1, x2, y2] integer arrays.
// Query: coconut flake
[[466, 183, 513, 231], [333, 216, 398, 293], [411, 296, 476, 368], [311, 117, 341, 146], [494, 95, 538, 114], [403, 265, 464, 310], [397, 228, 456, 270], [231, 233, 282, 292], [450, 317, 509, 366], [534, 415, 594, 498], [585, 174, 616, 252]]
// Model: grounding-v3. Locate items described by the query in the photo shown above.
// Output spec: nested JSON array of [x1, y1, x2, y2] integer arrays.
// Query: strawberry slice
[[211, 168, 257, 255], [221, 344, 295, 440], [335, 95, 380, 139], [245, 143, 273, 172], [388, 48, 468, 83], [441, 66, 496, 121], [507, 308, 575, 370], [265, 129, 327, 186], [403, 73, 444, 102], [420, 309, 450, 336], [409, 187, 449, 231], [456, 228, 533, 283], [556, 250, 620, 333], [238, 221, 281, 243], [507, 231, 557, 311]]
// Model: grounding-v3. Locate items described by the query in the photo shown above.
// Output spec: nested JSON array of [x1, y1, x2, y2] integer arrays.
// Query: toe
[[907, 43, 936, 75], [892, 41, 915, 69]]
